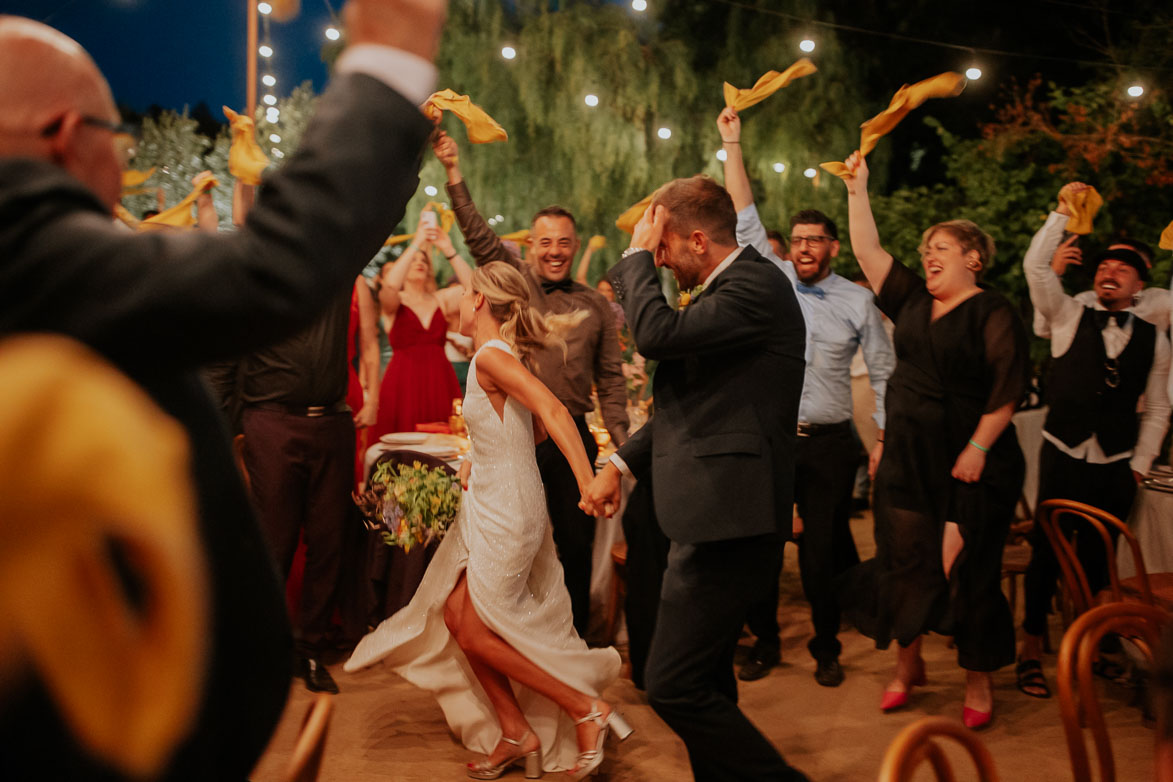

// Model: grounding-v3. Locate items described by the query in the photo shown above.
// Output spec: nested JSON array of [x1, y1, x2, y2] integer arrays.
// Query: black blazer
[[609, 246, 806, 545], [0, 73, 431, 780]]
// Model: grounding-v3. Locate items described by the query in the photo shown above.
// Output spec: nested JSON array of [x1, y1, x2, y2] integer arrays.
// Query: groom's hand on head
[[630, 205, 668, 257], [344, 0, 448, 62]]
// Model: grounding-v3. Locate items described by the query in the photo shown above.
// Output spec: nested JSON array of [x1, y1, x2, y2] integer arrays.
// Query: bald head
[[0, 16, 123, 208]]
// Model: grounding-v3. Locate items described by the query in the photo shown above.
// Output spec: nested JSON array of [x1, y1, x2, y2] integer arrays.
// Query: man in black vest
[[1017, 181, 1171, 698]]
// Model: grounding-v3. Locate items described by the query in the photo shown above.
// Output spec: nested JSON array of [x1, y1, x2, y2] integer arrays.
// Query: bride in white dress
[[345, 261, 630, 779]]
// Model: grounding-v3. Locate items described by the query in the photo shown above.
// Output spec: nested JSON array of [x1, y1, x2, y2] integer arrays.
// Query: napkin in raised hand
[[723, 58, 817, 111], [424, 89, 508, 144]]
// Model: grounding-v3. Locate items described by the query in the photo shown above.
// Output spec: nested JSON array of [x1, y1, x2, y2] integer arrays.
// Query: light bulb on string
[[257, 2, 272, 14], [632, 0, 648, 11], [501, 46, 517, 60], [269, 133, 281, 143], [966, 67, 982, 81], [272, 148, 284, 159], [1127, 84, 1144, 98], [716, 149, 727, 162], [262, 74, 276, 87], [773, 162, 785, 173], [424, 185, 438, 197], [259, 45, 273, 58], [799, 39, 815, 53], [803, 168, 817, 178], [495, 215, 504, 222], [657, 127, 672, 140], [266, 108, 280, 123], [325, 26, 341, 42], [584, 94, 599, 107], [263, 94, 277, 106]]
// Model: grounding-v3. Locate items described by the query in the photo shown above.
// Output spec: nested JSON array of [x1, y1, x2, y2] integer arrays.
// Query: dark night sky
[[1, 0, 337, 112]]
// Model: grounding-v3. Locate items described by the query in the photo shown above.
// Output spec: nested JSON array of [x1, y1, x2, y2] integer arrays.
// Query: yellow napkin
[[121, 167, 156, 189], [724, 59, 818, 111], [500, 228, 531, 243], [0, 335, 205, 779], [1058, 186, 1103, 235], [821, 72, 966, 179], [140, 175, 219, 230], [616, 193, 654, 234], [383, 202, 456, 247], [424, 90, 508, 144], [269, 0, 299, 21], [1161, 220, 1173, 251], [588, 235, 607, 250], [222, 106, 270, 186]]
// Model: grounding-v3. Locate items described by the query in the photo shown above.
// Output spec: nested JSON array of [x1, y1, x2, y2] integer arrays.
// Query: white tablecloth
[[1117, 485, 1173, 580]]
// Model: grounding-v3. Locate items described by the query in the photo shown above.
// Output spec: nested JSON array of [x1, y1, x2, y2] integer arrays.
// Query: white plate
[[380, 432, 429, 445]]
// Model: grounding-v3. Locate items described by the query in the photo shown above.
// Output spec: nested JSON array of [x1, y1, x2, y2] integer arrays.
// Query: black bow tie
[[541, 278, 575, 295], [1094, 310, 1130, 329]]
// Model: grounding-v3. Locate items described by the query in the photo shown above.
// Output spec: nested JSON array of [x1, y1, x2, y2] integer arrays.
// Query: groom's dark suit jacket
[[0, 73, 431, 780], [609, 246, 806, 544]]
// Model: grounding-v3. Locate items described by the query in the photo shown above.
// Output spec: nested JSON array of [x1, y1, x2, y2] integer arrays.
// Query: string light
[[488, 217, 498, 226], [799, 39, 816, 53], [266, 107, 281, 122], [325, 26, 341, 41], [657, 127, 672, 140], [966, 66, 983, 80], [773, 162, 786, 173], [495, 215, 504, 222], [584, 94, 599, 107], [257, 2, 272, 14], [263, 94, 277, 106], [272, 148, 285, 159], [803, 168, 817, 178], [501, 46, 517, 60], [632, 0, 648, 10], [716, 149, 728, 161], [259, 44, 273, 58], [262, 74, 276, 87], [424, 185, 439, 197], [1127, 84, 1144, 98], [269, 133, 282, 143]]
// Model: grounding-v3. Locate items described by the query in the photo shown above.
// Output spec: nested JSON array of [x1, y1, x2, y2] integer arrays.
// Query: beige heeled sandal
[[466, 731, 542, 780], [566, 702, 634, 781]]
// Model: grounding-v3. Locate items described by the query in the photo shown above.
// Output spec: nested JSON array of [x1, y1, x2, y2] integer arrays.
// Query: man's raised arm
[[434, 131, 514, 267]]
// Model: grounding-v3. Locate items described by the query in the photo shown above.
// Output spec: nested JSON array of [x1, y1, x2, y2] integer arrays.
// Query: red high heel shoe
[[880, 663, 927, 712], [962, 705, 992, 730]]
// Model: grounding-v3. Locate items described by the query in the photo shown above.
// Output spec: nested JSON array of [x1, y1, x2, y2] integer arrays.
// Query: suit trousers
[[620, 476, 671, 690], [536, 416, 598, 637], [747, 425, 860, 662], [1022, 440, 1138, 636], [242, 407, 355, 656], [646, 533, 807, 782]]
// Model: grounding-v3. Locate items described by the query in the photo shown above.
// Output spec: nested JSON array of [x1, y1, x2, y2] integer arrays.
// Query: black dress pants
[[746, 424, 859, 662], [1022, 440, 1138, 636], [242, 407, 355, 656], [646, 534, 808, 782], [620, 475, 671, 689], [536, 416, 598, 638]]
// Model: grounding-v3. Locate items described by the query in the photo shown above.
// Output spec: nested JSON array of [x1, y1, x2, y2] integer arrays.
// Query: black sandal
[[1016, 658, 1051, 699]]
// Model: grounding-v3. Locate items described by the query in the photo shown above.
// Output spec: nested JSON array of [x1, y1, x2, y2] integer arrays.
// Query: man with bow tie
[[432, 132, 628, 637], [718, 106, 895, 687], [1017, 181, 1171, 698]]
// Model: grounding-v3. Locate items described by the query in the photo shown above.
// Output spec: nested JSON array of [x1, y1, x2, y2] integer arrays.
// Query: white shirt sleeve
[[334, 44, 438, 107], [608, 452, 634, 479], [1132, 330, 1172, 475], [859, 301, 895, 430], [1024, 211, 1084, 357], [736, 203, 795, 283]]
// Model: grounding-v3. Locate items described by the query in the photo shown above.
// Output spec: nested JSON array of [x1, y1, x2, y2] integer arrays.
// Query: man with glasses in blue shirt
[[719, 106, 895, 687]]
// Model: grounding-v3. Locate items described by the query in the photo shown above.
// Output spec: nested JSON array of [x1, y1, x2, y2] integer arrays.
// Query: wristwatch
[[621, 247, 650, 260]]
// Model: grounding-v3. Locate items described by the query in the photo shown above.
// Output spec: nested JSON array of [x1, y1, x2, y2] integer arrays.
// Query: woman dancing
[[346, 261, 630, 779], [838, 153, 1029, 729]]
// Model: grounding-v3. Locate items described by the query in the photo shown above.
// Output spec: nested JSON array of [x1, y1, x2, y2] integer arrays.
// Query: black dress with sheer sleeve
[[842, 260, 1028, 671]]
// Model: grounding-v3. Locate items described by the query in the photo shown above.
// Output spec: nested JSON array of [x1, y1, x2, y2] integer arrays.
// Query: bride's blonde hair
[[473, 262, 586, 370]]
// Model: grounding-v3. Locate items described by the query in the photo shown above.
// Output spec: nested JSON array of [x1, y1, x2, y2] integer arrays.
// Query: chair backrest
[[281, 693, 335, 782], [1037, 499, 1153, 616], [232, 433, 251, 492], [877, 716, 1000, 782], [1057, 602, 1170, 782]]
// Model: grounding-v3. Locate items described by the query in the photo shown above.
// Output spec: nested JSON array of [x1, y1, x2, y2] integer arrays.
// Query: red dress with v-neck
[[371, 303, 461, 443]]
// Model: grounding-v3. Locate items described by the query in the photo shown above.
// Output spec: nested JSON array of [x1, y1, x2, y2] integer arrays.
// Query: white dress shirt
[[1025, 211, 1172, 474]]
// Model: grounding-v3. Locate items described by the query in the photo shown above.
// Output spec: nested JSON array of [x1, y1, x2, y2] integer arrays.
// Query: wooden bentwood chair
[[281, 693, 335, 782], [1057, 602, 1170, 782], [877, 716, 1000, 782]]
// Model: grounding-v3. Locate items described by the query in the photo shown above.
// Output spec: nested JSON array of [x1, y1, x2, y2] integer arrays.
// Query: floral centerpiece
[[354, 460, 462, 552]]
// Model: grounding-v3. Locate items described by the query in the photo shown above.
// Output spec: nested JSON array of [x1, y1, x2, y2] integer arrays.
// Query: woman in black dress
[[838, 152, 1029, 729]]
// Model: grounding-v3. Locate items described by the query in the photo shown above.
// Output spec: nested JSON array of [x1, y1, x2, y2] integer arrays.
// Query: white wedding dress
[[345, 339, 621, 772]]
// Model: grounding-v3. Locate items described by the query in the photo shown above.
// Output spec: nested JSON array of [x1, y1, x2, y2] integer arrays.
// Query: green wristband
[[968, 439, 989, 453]]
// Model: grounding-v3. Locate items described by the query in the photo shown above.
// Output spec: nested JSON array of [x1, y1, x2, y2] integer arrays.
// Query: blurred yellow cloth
[[113, 204, 141, 230], [121, 168, 156, 189], [140, 175, 219, 230], [383, 202, 456, 247], [0, 335, 205, 779], [269, 0, 299, 21], [1058, 186, 1103, 235], [616, 193, 654, 234], [424, 89, 508, 144], [588, 235, 607, 250], [1161, 220, 1173, 251], [223, 106, 270, 186], [821, 72, 966, 179], [500, 228, 531, 243], [724, 59, 817, 111]]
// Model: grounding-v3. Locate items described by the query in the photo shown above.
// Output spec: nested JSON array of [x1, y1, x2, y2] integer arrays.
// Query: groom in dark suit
[[584, 175, 808, 781]]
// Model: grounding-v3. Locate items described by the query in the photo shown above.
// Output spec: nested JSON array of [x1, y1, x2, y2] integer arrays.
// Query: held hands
[[951, 442, 986, 484], [353, 401, 377, 429], [458, 459, 471, 490], [344, 0, 448, 63], [1051, 234, 1083, 276], [580, 463, 622, 518], [631, 204, 668, 257], [868, 441, 884, 481], [1056, 182, 1090, 217], [841, 151, 868, 196], [717, 106, 741, 144]]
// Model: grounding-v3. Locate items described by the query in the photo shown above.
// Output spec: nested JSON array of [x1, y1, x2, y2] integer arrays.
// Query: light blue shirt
[[737, 204, 895, 428]]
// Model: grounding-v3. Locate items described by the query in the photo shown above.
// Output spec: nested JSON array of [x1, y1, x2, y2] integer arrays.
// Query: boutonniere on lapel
[[677, 284, 705, 309]]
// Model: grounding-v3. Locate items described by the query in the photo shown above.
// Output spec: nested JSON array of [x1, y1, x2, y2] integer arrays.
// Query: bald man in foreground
[[0, 3, 444, 779]]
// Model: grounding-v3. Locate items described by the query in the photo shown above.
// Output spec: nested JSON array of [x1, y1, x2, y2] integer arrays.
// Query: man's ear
[[45, 111, 81, 166], [690, 230, 708, 255], [830, 239, 841, 259]]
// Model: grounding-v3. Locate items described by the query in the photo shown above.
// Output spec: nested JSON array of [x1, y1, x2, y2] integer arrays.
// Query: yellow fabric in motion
[[500, 228, 531, 243], [121, 167, 156, 189], [222, 106, 270, 186], [424, 89, 508, 144], [0, 335, 205, 779], [616, 193, 654, 234], [723, 59, 817, 111], [113, 204, 141, 230], [141, 175, 219, 230], [1058, 186, 1103, 235], [1160, 220, 1173, 251], [821, 72, 966, 179], [588, 235, 607, 250], [383, 202, 456, 247]]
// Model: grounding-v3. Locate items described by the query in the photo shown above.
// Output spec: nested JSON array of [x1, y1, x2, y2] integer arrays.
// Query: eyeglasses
[[789, 235, 834, 247], [40, 115, 139, 166]]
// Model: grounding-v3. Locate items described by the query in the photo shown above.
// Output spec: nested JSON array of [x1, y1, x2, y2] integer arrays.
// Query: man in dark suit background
[[0, 2, 444, 779], [584, 175, 808, 781]]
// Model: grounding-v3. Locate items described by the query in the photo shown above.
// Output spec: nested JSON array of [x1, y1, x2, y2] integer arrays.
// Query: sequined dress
[[345, 339, 620, 771]]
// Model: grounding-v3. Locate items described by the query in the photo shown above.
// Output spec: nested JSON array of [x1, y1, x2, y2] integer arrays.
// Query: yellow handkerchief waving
[[425, 90, 508, 144], [500, 228, 531, 243], [1058, 186, 1103, 235], [1161, 220, 1173, 251], [223, 106, 270, 186], [140, 175, 219, 230], [724, 59, 818, 111], [616, 193, 654, 235], [121, 167, 156, 189], [588, 235, 607, 250], [821, 72, 966, 179], [383, 202, 456, 247]]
